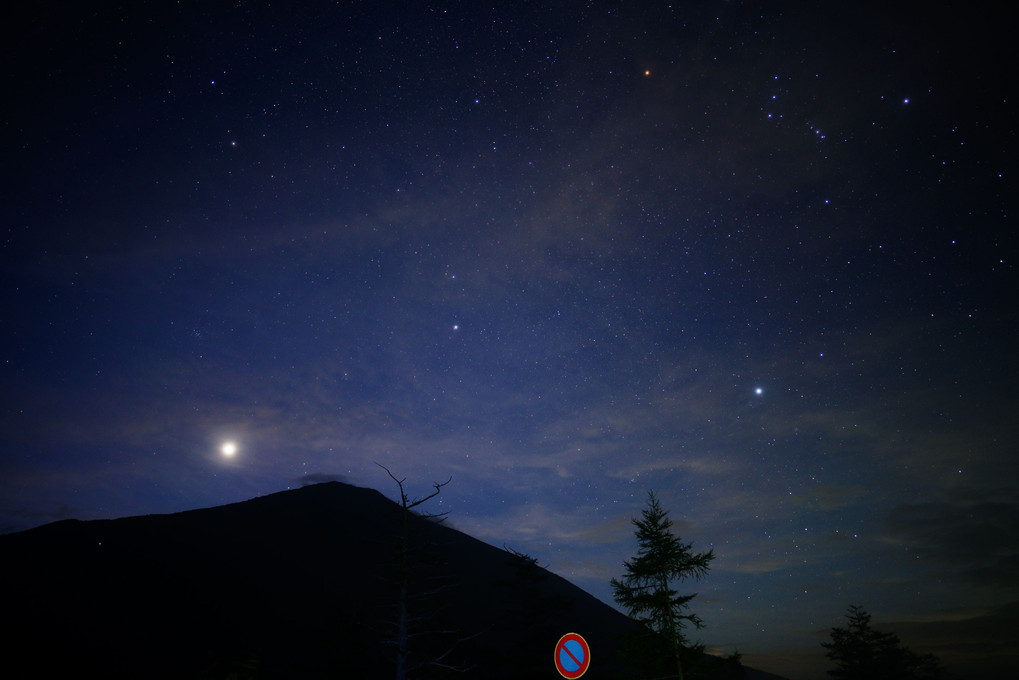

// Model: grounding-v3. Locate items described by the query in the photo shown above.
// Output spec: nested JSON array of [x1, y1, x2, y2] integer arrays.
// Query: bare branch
[[374, 461, 410, 508], [375, 462, 452, 511], [405, 476, 452, 511]]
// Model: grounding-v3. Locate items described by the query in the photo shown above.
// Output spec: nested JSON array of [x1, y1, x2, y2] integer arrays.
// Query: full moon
[[220, 441, 238, 457]]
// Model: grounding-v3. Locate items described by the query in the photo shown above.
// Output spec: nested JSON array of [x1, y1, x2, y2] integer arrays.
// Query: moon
[[220, 441, 238, 457]]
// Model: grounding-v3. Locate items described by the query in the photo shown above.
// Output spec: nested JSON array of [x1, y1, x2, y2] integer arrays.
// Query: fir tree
[[823, 605, 947, 680], [611, 491, 714, 680]]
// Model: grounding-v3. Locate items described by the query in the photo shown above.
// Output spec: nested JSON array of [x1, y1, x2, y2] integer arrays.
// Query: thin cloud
[[883, 489, 1019, 588]]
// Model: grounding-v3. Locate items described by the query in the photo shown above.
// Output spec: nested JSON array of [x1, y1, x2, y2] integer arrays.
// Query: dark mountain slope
[[1, 482, 785, 679]]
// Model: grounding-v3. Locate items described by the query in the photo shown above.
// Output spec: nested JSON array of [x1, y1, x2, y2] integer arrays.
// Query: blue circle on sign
[[554, 632, 590, 678], [560, 638, 585, 671]]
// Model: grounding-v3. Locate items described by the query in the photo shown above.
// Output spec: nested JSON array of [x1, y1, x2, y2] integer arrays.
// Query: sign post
[[554, 632, 590, 678]]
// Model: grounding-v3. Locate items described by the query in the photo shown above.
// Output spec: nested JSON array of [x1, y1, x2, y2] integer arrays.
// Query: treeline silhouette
[[823, 605, 948, 680]]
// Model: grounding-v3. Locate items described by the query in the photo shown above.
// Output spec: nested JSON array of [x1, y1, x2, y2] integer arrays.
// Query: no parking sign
[[554, 632, 590, 678]]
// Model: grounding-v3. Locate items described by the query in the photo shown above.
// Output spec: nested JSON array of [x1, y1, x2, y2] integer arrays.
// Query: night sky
[[3, 2, 1016, 677]]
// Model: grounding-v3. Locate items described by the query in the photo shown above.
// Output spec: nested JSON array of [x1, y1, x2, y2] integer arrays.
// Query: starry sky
[[2, 2, 1016, 677]]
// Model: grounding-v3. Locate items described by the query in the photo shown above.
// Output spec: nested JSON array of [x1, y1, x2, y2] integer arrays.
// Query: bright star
[[754, 387, 764, 396], [221, 441, 238, 457]]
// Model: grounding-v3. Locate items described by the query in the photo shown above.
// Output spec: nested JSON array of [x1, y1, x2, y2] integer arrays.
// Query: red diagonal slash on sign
[[554, 632, 590, 679]]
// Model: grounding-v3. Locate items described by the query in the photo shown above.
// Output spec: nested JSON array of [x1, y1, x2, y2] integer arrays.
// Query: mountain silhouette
[[1, 481, 788, 679]]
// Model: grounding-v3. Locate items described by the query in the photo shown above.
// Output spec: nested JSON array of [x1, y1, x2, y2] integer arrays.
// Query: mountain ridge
[[1, 481, 788, 679]]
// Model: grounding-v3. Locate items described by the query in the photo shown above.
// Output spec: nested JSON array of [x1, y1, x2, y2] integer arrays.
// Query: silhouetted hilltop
[[1, 482, 787, 679]]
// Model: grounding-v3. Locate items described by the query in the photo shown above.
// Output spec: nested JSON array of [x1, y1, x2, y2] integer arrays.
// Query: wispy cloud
[[882, 488, 1019, 588]]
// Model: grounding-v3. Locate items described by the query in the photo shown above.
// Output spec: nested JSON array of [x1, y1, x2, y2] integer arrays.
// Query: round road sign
[[554, 632, 590, 678]]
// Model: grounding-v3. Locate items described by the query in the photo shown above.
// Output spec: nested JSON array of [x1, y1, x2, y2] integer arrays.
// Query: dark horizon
[[2, 479, 783, 679], [2, 2, 1016, 678]]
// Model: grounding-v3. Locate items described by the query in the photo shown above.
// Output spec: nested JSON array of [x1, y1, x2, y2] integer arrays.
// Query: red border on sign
[[554, 632, 590, 679]]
